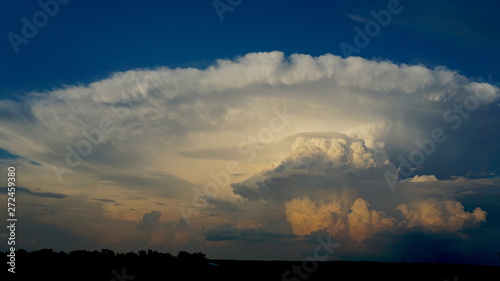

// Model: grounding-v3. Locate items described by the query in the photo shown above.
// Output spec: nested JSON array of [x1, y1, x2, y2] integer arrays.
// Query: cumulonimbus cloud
[[232, 133, 395, 202], [0, 51, 497, 189], [233, 133, 488, 242], [0, 51, 497, 259]]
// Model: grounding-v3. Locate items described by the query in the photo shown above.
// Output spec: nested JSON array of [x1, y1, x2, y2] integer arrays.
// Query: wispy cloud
[[1, 186, 68, 199]]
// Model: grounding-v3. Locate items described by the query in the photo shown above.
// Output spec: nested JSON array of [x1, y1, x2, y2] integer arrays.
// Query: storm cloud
[[0, 51, 498, 263]]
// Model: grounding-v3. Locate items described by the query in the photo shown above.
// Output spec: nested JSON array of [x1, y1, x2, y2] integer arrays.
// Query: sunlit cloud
[[0, 51, 498, 263]]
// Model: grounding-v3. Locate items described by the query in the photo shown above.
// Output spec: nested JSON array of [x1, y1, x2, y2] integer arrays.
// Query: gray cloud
[[136, 210, 163, 232], [203, 195, 243, 213], [178, 147, 243, 161], [92, 198, 122, 206], [0, 186, 68, 199], [204, 223, 295, 243], [96, 172, 195, 200]]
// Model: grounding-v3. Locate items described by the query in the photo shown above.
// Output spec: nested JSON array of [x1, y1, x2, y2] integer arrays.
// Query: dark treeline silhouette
[[2, 249, 499, 281], [3, 249, 211, 280]]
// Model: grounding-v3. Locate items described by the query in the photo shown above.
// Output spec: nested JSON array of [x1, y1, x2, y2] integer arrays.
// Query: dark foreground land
[[3, 249, 498, 280]]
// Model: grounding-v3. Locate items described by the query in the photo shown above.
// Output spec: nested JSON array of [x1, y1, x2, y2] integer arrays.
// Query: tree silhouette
[[2, 249, 497, 281]]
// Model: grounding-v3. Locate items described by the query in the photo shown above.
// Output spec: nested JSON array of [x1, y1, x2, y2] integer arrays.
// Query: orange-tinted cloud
[[396, 198, 487, 231], [284, 195, 394, 242]]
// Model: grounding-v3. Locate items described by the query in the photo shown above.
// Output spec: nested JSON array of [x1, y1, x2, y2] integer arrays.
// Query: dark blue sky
[[1, 0, 499, 97]]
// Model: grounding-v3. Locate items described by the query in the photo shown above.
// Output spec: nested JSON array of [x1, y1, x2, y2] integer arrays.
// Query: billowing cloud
[[232, 133, 395, 202], [347, 198, 395, 241], [134, 210, 196, 250], [284, 196, 394, 242], [136, 210, 163, 232], [396, 199, 487, 232], [232, 133, 490, 244], [284, 196, 350, 237], [0, 51, 498, 263], [287, 135, 378, 170], [1, 51, 498, 181]]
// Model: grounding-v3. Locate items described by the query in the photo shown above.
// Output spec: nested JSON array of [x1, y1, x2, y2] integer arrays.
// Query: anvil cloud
[[0, 51, 498, 264]]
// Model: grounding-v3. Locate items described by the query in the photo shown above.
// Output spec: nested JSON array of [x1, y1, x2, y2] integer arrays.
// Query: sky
[[0, 0, 499, 266]]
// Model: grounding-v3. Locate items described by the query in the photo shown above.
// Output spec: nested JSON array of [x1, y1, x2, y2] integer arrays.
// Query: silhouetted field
[[2, 249, 498, 280]]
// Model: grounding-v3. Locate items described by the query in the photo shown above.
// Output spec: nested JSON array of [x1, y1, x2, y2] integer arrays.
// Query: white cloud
[[0, 51, 498, 182], [0, 51, 498, 258], [232, 133, 395, 202], [288, 135, 377, 170]]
